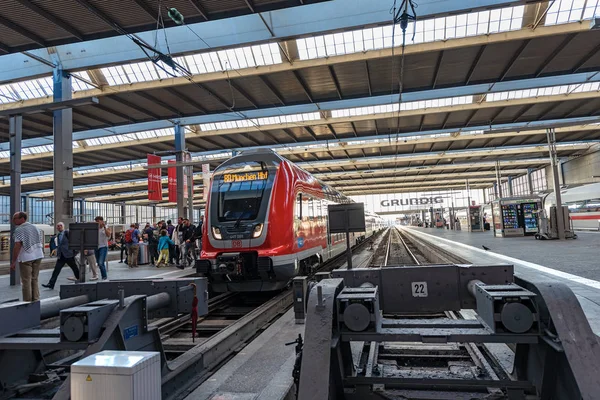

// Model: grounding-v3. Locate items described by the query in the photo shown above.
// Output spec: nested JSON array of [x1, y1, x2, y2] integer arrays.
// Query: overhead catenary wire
[[390, 1, 418, 164]]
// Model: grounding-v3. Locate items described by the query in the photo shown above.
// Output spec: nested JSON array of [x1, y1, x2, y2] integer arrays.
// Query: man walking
[[43, 222, 80, 290], [10, 212, 44, 302], [95, 216, 111, 280]]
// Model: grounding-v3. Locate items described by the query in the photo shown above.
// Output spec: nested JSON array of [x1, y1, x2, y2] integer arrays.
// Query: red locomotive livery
[[197, 149, 383, 292]]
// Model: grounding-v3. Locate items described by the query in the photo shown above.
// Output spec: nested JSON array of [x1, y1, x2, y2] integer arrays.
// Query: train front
[[198, 152, 288, 292]]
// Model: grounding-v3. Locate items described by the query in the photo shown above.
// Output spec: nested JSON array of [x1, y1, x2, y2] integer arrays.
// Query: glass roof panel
[[297, 5, 525, 60], [546, 0, 598, 25]]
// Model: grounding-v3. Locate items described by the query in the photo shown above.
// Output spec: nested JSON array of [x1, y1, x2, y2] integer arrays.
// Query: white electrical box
[[71, 351, 161, 400]]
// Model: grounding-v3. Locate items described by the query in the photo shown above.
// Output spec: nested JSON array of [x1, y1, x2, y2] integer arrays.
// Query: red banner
[[147, 154, 162, 201], [168, 160, 177, 203]]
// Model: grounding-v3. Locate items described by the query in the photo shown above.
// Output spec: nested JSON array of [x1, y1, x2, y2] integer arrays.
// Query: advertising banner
[[168, 159, 177, 203], [147, 154, 162, 201]]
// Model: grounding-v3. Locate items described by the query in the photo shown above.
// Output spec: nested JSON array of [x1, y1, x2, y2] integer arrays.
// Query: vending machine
[[521, 202, 539, 235], [492, 197, 541, 238]]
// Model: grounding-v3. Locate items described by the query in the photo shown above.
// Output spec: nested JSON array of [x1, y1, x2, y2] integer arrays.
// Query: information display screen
[[223, 171, 268, 183]]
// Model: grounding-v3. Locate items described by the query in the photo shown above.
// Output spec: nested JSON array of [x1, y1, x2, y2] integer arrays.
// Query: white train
[[543, 182, 600, 231]]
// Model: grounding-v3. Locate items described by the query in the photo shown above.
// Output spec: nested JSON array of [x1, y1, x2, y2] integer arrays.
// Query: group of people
[[119, 217, 203, 270], [10, 213, 110, 302], [10, 212, 204, 303]]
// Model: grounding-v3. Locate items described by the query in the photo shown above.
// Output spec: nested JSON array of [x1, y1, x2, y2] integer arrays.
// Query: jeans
[[20, 258, 41, 302], [120, 245, 128, 263], [168, 243, 175, 263], [148, 242, 158, 264], [48, 256, 80, 288], [95, 246, 108, 279]]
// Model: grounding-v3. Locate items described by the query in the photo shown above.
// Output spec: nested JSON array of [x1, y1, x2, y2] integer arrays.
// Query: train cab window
[[217, 178, 267, 222]]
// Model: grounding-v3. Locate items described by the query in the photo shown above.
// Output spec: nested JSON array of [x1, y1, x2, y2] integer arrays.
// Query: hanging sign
[[147, 154, 162, 201], [168, 160, 177, 203]]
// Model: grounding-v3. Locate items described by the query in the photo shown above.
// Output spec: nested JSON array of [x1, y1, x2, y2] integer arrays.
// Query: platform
[[403, 227, 600, 336], [0, 250, 121, 276], [0, 261, 192, 303]]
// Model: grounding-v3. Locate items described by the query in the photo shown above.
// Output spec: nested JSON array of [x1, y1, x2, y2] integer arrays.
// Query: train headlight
[[212, 226, 222, 239], [252, 223, 263, 238]]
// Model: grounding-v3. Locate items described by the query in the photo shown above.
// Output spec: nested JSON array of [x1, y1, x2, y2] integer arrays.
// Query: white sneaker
[[66, 277, 78, 282], [90, 277, 98, 281]]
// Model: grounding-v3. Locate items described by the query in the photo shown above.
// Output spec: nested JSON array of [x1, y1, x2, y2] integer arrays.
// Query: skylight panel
[[71, 71, 95, 91], [487, 81, 600, 102], [0, 85, 18, 104], [546, 0, 597, 25], [297, 6, 525, 61]]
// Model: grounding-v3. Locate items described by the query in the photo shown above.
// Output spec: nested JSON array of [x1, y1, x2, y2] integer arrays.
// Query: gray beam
[[527, 168, 534, 194], [9, 115, 22, 286], [53, 69, 74, 227], [175, 123, 186, 218], [0, 97, 99, 117], [547, 128, 565, 239]]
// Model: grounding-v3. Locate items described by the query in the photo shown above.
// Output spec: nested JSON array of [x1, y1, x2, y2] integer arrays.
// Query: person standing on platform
[[172, 217, 184, 266], [156, 229, 174, 267], [95, 216, 111, 280], [126, 223, 141, 268], [43, 222, 80, 290], [167, 220, 175, 264], [144, 223, 158, 266], [119, 232, 128, 264], [84, 250, 99, 281], [10, 212, 44, 302]]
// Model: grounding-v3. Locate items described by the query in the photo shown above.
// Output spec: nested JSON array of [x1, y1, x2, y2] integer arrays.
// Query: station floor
[[0, 258, 192, 303], [409, 228, 600, 280], [404, 227, 600, 336]]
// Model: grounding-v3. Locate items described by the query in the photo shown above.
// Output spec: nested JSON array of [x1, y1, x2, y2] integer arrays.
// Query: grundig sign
[[380, 197, 444, 207]]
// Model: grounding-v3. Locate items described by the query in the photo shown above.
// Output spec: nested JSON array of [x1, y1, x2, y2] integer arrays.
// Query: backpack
[[125, 229, 134, 244]]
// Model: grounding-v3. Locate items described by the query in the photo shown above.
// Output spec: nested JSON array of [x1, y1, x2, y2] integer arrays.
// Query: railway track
[[364, 227, 427, 267]]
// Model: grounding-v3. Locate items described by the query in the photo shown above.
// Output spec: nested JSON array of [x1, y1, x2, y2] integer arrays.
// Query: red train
[[197, 149, 384, 292]]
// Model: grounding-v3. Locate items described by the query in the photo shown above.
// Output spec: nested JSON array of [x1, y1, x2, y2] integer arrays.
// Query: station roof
[[0, 0, 331, 54], [1, 0, 599, 205]]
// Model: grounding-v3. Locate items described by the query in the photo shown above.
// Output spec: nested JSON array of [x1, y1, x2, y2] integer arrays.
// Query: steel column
[[121, 203, 126, 224], [9, 115, 22, 286], [527, 168, 534, 194], [495, 161, 503, 199], [79, 199, 86, 222], [507, 176, 514, 197], [53, 69, 74, 228], [547, 128, 565, 240], [174, 123, 185, 219]]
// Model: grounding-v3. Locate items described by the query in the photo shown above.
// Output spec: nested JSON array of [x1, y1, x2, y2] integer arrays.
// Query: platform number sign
[[411, 281, 428, 297]]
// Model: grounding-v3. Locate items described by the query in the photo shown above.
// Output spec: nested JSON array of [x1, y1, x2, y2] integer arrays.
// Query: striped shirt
[[14, 222, 44, 262]]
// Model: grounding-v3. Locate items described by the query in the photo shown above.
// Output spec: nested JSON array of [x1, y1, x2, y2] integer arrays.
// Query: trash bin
[[138, 242, 149, 265]]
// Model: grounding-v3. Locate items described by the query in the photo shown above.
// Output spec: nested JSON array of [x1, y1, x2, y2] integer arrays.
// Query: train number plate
[[231, 240, 243, 248], [411, 282, 428, 297]]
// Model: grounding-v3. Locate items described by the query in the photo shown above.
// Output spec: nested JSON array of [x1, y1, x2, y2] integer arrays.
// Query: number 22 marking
[[411, 281, 428, 297]]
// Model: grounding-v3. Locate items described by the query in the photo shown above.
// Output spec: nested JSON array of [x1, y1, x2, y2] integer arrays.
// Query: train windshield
[[216, 162, 270, 222]]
